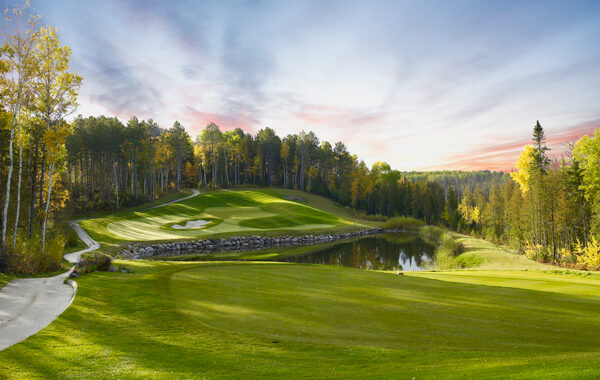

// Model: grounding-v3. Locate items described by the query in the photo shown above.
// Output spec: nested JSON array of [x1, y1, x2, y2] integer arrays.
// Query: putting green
[[82, 189, 353, 244]]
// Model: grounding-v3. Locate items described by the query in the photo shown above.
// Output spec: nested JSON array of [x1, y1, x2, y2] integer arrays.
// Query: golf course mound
[[80, 189, 356, 245]]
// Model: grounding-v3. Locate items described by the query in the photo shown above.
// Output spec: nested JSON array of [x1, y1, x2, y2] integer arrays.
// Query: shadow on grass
[[2, 262, 599, 378]]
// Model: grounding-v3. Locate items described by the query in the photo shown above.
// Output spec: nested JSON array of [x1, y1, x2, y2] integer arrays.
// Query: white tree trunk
[[176, 152, 181, 190], [2, 108, 19, 251], [211, 144, 216, 189], [224, 146, 229, 185], [41, 161, 55, 254], [165, 165, 169, 190], [113, 161, 119, 209], [13, 122, 23, 248]]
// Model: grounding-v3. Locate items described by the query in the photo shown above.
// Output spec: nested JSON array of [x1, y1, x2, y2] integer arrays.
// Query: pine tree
[[532, 120, 550, 174]]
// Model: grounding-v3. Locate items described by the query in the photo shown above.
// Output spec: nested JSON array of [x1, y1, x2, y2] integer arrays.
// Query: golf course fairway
[[1, 261, 599, 379], [79, 189, 358, 247]]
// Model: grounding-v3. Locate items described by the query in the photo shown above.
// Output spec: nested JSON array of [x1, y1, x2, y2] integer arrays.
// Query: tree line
[[63, 116, 490, 227]]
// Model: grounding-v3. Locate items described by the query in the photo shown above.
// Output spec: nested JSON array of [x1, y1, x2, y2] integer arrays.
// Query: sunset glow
[[27, 0, 600, 171]]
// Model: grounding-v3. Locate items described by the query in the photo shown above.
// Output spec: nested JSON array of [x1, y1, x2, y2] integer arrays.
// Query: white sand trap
[[171, 219, 210, 229]]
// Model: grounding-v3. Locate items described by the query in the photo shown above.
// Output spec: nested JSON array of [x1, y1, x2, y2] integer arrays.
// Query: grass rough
[[0, 273, 13, 290]]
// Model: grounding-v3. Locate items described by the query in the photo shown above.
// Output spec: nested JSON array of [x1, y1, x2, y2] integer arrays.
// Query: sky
[[9, 0, 600, 171]]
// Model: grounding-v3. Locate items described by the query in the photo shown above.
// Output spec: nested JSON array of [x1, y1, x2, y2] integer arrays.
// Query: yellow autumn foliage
[[510, 145, 535, 193]]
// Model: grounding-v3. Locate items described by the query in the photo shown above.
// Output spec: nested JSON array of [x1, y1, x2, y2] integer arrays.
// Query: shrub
[[7, 233, 65, 275], [0, 253, 10, 272], [345, 207, 388, 221], [76, 252, 112, 272], [383, 216, 425, 230], [453, 242, 465, 256], [54, 222, 80, 249], [556, 247, 577, 264], [575, 237, 600, 271], [455, 252, 485, 268], [419, 225, 444, 243], [524, 241, 551, 262], [419, 226, 462, 270]]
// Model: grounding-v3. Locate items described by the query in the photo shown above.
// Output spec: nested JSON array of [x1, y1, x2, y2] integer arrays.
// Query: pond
[[273, 233, 436, 271]]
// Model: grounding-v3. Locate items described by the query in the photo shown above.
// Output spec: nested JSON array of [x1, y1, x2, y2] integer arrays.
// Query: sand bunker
[[171, 220, 210, 229]]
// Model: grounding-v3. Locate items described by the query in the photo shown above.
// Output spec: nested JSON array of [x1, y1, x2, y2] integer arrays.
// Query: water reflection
[[276, 233, 435, 271]]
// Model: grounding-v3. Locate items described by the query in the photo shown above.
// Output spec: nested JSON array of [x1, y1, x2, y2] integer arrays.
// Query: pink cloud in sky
[[183, 107, 257, 135], [291, 105, 389, 138], [42, 0, 600, 171], [433, 119, 600, 171]]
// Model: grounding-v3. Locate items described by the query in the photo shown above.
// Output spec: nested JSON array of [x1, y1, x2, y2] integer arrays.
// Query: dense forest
[[63, 115, 508, 224], [4, 108, 600, 272], [32, 113, 600, 270]]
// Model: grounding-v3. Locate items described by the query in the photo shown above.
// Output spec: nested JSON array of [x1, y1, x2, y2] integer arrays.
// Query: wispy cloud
[[22, 0, 600, 170], [434, 119, 600, 171]]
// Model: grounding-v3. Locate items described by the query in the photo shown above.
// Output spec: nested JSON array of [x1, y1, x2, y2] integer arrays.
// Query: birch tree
[[12, 111, 29, 247], [0, 2, 39, 251], [41, 122, 69, 252], [32, 26, 81, 253]]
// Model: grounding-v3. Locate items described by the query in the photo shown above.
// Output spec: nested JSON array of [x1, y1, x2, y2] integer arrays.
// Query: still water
[[275, 233, 436, 271]]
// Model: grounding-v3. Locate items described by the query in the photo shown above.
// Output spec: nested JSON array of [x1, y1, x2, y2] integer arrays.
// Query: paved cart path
[[0, 189, 200, 351]]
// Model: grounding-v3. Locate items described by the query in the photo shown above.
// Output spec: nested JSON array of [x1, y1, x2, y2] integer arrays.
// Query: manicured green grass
[[80, 189, 362, 249], [0, 273, 13, 289], [1, 260, 599, 379], [275, 188, 361, 221], [62, 190, 193, 254], [4, 190, 595, 378], [451, 232, 551, 270]]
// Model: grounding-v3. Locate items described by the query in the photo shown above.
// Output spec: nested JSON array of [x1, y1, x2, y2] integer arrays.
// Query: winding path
[[142, 189, 199, 210], [0, 189, 200, 351]]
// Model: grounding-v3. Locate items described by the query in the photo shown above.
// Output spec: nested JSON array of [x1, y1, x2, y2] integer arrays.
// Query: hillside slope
[[79, 189, 367, 248]]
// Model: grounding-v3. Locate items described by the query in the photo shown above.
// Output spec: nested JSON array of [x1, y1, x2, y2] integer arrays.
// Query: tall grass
[[346, 207, 388, 221], [419, 226, 464, 270], [383, 216, 425, 230]]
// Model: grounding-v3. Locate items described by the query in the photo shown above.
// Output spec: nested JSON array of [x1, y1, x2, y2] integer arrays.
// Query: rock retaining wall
[[118, 228, 403, 259]]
